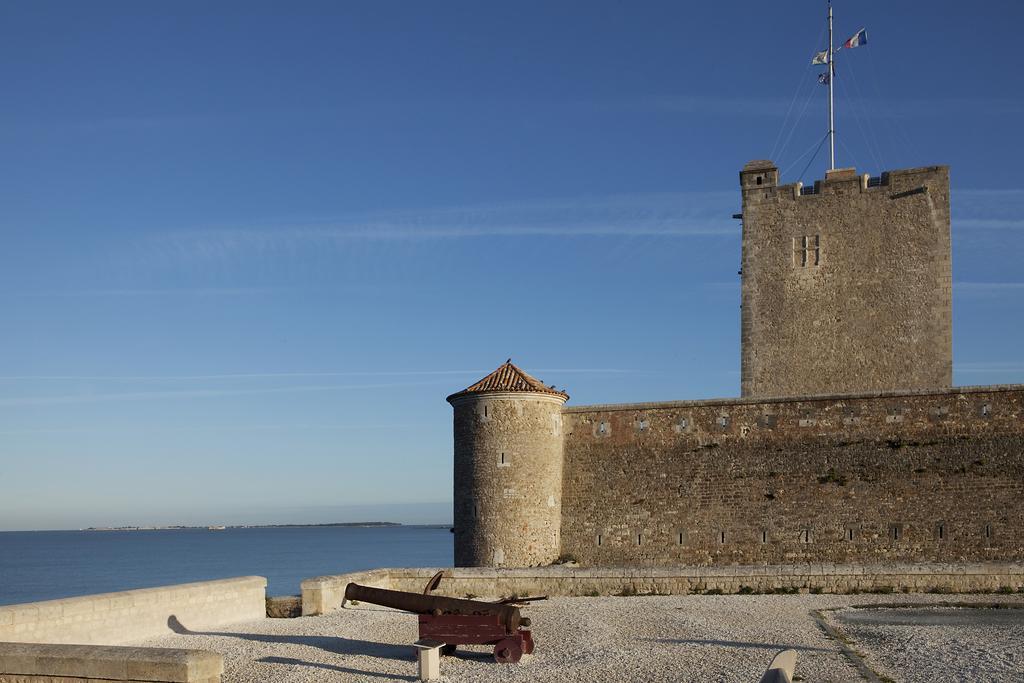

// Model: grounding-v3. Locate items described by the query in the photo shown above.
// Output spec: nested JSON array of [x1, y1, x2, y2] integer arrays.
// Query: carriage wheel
[[522, 631, 535, 655], [440, 644, 457, 656], [493, 638, 523, 664]]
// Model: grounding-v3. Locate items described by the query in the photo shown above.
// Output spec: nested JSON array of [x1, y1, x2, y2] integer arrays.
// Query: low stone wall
[[0, 577, 267, 646], [300, 569, 389, 616], [0, 642, 222, 683], [300, 564, 1024, 615]]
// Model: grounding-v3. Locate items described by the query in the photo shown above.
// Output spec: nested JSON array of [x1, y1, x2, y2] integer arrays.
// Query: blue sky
[[2, 1, 1022, 530]]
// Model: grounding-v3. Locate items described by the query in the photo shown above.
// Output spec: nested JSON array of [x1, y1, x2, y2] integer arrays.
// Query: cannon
[[343, 578, 535, 663]]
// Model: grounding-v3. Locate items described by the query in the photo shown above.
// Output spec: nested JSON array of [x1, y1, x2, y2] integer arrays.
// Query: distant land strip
[[80, 522, 451, 531]]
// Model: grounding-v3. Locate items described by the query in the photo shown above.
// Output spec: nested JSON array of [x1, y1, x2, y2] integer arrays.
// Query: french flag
[[844, 28, 867, 49]]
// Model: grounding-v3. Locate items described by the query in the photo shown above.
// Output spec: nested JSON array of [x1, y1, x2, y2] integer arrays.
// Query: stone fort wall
[[559, 385, 1024, 566]]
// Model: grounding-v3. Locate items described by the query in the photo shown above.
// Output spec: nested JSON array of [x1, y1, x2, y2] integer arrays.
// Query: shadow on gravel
[[258, 656, 415, 681], [445, 648, 495, 661], [652, 638, 832, 653], [167, 615, 412, 661]]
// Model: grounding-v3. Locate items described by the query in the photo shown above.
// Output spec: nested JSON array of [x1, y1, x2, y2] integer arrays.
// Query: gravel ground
[[141, 594, 1024, 682], [827, 602, 1024, 682]]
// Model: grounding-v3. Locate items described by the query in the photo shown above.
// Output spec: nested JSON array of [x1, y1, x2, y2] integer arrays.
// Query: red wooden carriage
[[419, 612, 535, 663]]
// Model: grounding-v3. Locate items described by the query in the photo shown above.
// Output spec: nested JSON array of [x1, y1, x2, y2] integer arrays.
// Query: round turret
[[446, 360, 569, 567]]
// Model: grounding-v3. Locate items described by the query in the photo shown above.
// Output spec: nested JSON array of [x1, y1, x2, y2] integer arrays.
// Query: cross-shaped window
[[793, 235, 820, 267]]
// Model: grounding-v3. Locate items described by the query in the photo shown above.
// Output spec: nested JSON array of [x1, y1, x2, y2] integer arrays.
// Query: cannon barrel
[[344, 583, 523, 633]]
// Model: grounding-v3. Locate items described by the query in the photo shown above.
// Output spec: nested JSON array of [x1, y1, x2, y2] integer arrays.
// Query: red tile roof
[[446, 360, 569, 402]]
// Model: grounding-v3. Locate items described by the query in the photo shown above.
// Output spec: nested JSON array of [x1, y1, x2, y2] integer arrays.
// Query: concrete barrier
[[0, 641, 223, 682], [0, 577, 266, 645], [300, 563, 1024, 615]]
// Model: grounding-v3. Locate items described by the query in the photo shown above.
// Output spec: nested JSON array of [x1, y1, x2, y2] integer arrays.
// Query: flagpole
[[828, 1, 835, 170]]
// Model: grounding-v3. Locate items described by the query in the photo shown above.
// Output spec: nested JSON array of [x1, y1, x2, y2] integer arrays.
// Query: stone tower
[[739, 160, 952, 397], [447, 361, 568, 567]]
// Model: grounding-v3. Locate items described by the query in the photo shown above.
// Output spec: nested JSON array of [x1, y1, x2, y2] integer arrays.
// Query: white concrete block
[[413, 639, 443, 682]]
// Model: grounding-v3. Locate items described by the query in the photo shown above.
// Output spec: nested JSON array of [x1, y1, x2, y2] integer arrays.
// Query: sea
[[0, 525, 453, 607]]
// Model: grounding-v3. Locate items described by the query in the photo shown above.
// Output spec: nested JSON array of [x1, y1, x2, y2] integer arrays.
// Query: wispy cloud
[[0, 380, 452, 407], [132, 191, 737, 266], [954, 219, 1024, 231], [3, 287, 291, 298], [623, 95, 797, 117], [953, 189, 1024, 235], [31, 185, 1020, 294], [857, 97, 1024, 119], [159, 220, 730, 249], [139, 184, 1016, 267], [45, 93, 992, 135], [955, 189, 1024, 215], [955, 282, 1024, 292], [629, 95, 1024, 119], [531, 368, 635, 375], [0, 368, 631, 383], [0, 422, 426, 436], [700, 281, 740, 292], [0, 367, 635, 406], [956, 362, 1024, 374], [957, 189, 1024, 199], [0, 370, 482, 382]]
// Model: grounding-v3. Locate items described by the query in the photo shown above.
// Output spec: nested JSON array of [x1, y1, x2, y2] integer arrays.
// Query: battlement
[[740, 160, 949, 202], [563, 383, 1024, 414]]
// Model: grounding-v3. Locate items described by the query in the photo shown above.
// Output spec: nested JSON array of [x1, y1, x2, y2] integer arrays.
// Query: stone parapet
[[300, 569, 390, 616], [0, 642, 222, 682], [563, 383, 1024, 413], [299, 564, 1024, 615], [0, 577, 266, 646]]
